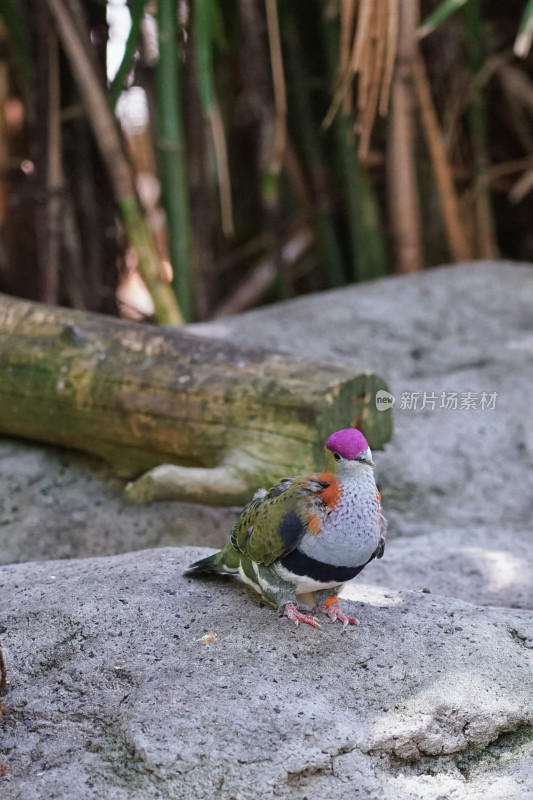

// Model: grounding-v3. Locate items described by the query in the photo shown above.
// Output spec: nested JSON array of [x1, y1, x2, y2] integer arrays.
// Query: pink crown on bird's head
[[326, 428, 369, 460]]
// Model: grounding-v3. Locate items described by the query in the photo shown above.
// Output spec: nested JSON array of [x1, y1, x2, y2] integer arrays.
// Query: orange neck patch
[[318, 471, 343, 509], [307, 513, 322, 535]]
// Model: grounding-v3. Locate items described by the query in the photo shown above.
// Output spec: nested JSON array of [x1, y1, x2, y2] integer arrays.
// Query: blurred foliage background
[[1, 0, 533, 324]]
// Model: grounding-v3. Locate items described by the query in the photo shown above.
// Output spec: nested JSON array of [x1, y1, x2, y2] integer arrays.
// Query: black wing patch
[[279, 510, 305, 552]]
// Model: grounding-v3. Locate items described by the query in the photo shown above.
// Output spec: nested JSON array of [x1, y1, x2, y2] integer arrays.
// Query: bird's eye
[[333, 452, 341, 461]]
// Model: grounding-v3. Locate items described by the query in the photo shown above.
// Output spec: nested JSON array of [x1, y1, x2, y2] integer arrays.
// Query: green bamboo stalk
[[109, 0, 146, 109], [322, 11, 387, 282], [156, 0, 193, 321], [284, 9, 346, 287], [194, 0, 234, 237], [195, 0, 216, 113], [45, 0, 183, 325], [514, 0, 533, 58], [464, 0, 484, 154], [463, 0, 498, 258], [120, 196, 184, 323], [0, 0, 34, 96], [418, 0, 469, 38]]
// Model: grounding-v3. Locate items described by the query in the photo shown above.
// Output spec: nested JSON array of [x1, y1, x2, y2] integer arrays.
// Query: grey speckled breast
[[299, 470, 381, 568]]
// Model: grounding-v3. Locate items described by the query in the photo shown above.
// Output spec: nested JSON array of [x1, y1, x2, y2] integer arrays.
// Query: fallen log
[[0, 294, 392, 505]]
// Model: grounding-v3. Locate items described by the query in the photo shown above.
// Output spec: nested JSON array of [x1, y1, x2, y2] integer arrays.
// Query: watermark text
[[376, 390, 498, 412]]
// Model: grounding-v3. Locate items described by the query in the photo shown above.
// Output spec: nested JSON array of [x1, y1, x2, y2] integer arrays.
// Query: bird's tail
[[184, 545, 239, 576]]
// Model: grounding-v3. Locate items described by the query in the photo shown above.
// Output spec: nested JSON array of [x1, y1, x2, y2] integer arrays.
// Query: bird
[[184, 428, 386, 628]]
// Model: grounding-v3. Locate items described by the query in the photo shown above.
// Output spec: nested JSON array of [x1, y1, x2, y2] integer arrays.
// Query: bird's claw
[[284, 602, 321, 629], [316, 597, 359, 627]]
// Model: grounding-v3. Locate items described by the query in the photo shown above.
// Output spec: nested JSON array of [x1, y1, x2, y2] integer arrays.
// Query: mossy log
[[0, 294, 392, 505]]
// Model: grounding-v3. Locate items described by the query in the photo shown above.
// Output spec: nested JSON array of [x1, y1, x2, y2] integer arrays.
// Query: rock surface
[[190, 261, 533, 610], [0, 439, 233, 565], [1, 262, 532, 611], [0, 547, 532, 800], [1, 261, 533, 798]]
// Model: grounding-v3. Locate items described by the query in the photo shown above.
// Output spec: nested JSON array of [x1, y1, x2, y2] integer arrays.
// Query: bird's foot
[[316, 596, 359, 628], [284, 602, 321, 629]]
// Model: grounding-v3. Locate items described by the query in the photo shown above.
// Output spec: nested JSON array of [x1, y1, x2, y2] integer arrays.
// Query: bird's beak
[[357, 447, 375, 467]]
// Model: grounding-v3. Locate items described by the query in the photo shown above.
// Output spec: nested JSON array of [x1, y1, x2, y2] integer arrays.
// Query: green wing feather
[[186, 474, 331, 575], [228, 475, 327, 566]]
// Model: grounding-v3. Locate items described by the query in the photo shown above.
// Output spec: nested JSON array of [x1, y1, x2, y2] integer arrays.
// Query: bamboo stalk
[[413, 47, 472, 262], [43, 20, 62, 304], [514, 0, 533, 58], [156, 0, 193, 321], [380, 0, 398, 116], [265, 0, 287, 175], [34, 1, 54, 302], [340, 0, 357, 114], [44, 0, 183, 324], [109, 0, 146, 109], [355, 1, 387, 158], [284, 10, 346, 287], [463, 0, 498, 259], [387, 0, 423, 273], [193, 0, 234, 237], [184, 10, 215, 320], [209, 102, 234, 237], [0, 59, 8, 225], [238, 0, 285, 295], [0, 0, 34, 99], [323, 8, 388, 282], [418, 0, 469, 39]]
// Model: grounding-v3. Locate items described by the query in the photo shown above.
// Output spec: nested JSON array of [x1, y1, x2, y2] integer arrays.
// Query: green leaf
[[418, 0, 470, 38], [514, 0, 533, 58]]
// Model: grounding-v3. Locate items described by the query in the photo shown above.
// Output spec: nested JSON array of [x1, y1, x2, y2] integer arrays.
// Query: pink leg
[[316, 597, 359, 627], [284, 602, 321, 629]]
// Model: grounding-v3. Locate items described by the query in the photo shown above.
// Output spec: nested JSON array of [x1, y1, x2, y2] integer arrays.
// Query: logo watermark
[[375, 390, 396, 412], [376, 390, 498, 411]]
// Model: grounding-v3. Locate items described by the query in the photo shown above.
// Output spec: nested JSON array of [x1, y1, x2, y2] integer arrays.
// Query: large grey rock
[[1, 547, 532, 800], [366, 523, 533, 610], [190, 261, 533, 529], [1, 261, 533, 614], [0, 439, 233, 565], [189, 261, 533, 610], [1, 262, 533, 799]]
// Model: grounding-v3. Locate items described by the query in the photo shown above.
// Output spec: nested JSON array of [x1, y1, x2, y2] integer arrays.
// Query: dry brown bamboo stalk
[[357, 3, 388, 157], [324, 0, 397, 157], [210, 101, 234, 237], [265, 0, 287, 174], [43, 20, 62, 304], [322, 0, 372, 129], [387, 0, 423, 273], [0, 60, 8, 226], [380, 0, 398, 116], [340, 0, 357, 114], [413, 48, 472, 263]]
